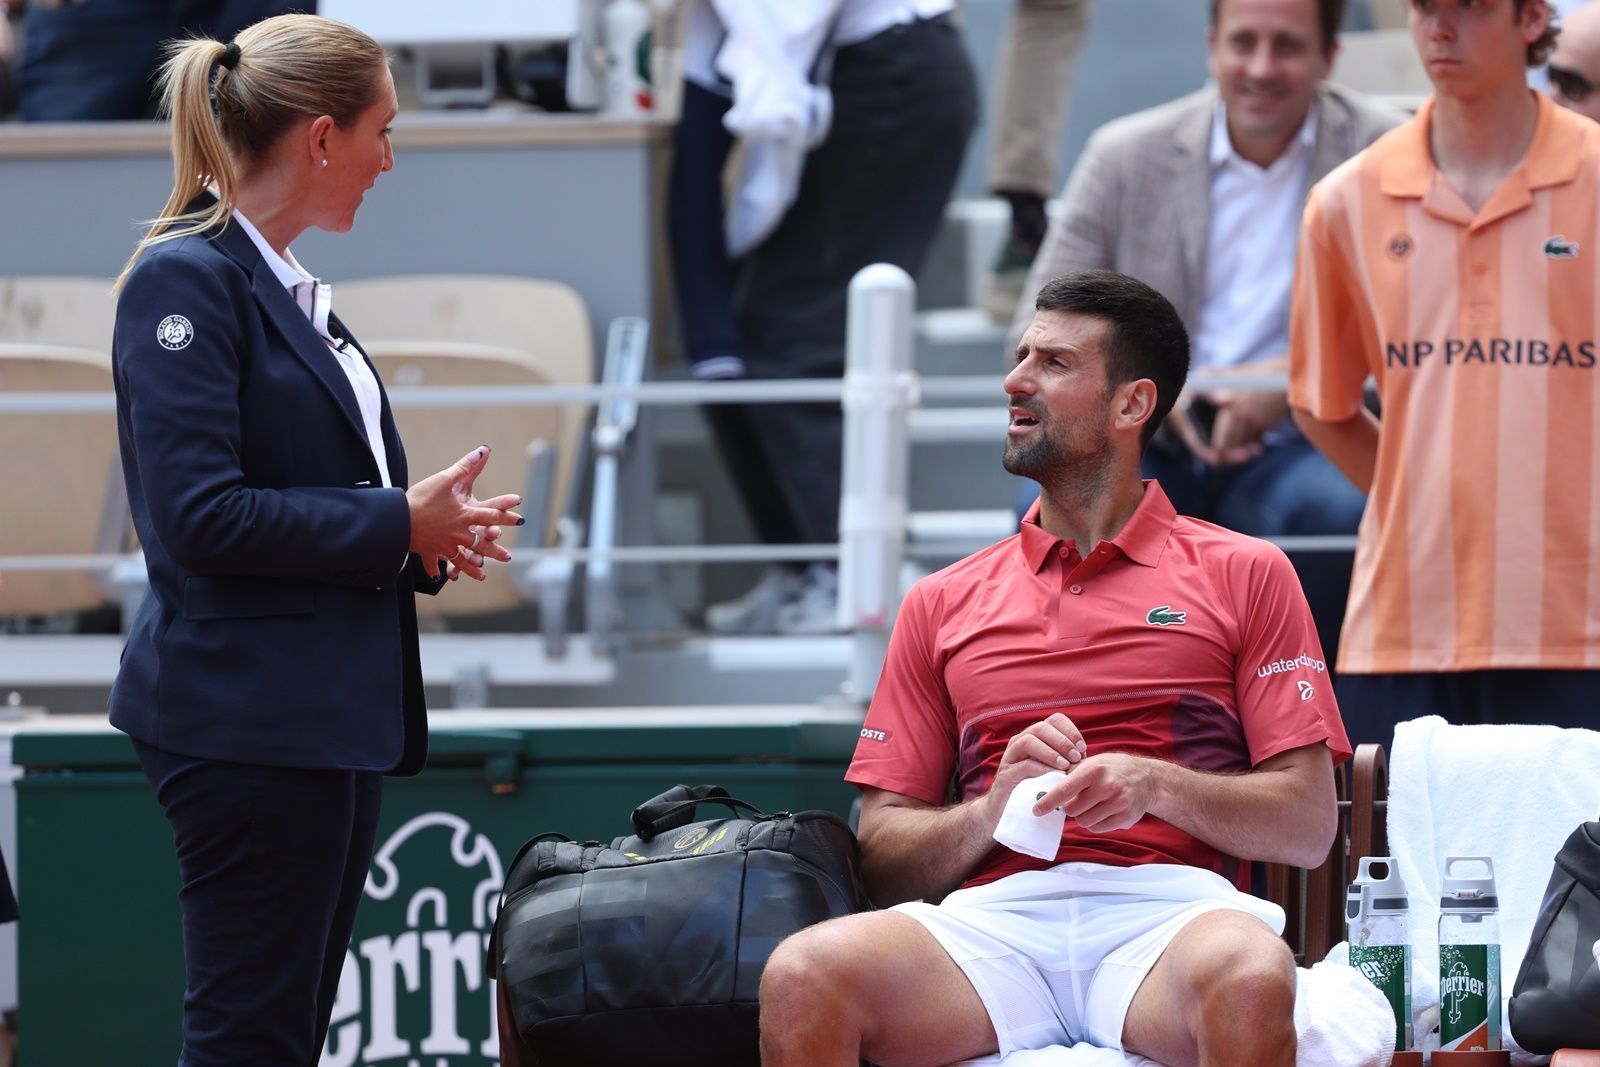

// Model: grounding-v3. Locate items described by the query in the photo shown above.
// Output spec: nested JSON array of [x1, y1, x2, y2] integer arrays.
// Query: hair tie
[[220, 41, 241, 70]]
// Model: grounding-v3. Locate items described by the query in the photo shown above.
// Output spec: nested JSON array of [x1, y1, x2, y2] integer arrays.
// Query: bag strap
[[631, 784, 769, 840]]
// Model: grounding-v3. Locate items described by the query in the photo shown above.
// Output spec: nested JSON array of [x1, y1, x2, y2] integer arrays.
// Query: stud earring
[[321, 159, 329, 168]]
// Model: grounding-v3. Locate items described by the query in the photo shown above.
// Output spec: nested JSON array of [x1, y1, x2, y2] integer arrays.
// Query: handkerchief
[[993, 771, 1068, 860]]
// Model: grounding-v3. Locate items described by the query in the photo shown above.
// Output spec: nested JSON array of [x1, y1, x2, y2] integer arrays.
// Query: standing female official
[[110, 15, 522, 1064]]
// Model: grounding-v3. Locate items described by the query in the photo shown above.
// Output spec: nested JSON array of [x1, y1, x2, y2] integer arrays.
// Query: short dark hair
[[1208, 0, 1346, 54], [1033, 270, 1190, 450], [1516, 0, 1559, 67]]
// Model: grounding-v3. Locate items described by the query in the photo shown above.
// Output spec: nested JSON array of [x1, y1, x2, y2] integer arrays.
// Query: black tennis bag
[[1508, 820, 1600, 1054], [488, 785, 870, 1066]]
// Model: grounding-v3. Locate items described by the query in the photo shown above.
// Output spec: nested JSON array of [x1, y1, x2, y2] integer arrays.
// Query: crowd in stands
[[4, 0, 1598, 741]]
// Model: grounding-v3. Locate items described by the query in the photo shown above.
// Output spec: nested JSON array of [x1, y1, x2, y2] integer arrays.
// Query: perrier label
[[1439, 943, 1501, 1051], [1350, 943, 1410, 1050]]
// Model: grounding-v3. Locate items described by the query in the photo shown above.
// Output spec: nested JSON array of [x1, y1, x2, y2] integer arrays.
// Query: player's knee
[[760, 918, 868, 1024], [1189, 919, 1296, 1043]]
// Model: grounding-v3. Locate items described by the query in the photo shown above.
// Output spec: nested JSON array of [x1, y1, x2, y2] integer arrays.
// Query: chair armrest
[[1302, 757, 1353, 963], [1350, 742, 1389, 874]]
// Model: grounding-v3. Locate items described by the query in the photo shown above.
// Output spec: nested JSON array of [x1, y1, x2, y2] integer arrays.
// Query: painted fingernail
[[515, 517, 526, 526]]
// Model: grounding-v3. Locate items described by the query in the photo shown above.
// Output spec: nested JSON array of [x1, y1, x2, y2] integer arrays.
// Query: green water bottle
[[1347, 856, 1412, 1052], [1438, 855, 1501, 1053]]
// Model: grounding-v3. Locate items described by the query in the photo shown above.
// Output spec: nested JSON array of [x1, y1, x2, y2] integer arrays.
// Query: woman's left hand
[[446, 524, 510, 582]]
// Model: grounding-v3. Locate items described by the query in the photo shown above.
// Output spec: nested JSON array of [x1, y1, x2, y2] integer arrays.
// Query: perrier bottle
[[1438, 855, 1501, 1052], [1347, 856, 1412, 1052]]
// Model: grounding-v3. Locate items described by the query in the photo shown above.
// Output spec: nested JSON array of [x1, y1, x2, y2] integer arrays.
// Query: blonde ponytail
[[115, 15, 388, 295], [115, 39, 238, 295]]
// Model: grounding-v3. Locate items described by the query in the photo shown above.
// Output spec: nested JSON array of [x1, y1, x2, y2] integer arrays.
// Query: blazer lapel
[[210, 222, 372, 450], [1168, 93, 1215, 326], [330, 310, 409, 489], [1306, 86, 1355, 191]]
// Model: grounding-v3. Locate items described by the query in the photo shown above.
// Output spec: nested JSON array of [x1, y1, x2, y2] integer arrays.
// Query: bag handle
[[503, 831, 574, 879], [631, 784, 769, 840]]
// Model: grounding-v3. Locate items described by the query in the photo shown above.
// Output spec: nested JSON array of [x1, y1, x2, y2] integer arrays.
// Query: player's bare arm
[[857, 712, 1088, 905], [1032, 741, 1336, 869]]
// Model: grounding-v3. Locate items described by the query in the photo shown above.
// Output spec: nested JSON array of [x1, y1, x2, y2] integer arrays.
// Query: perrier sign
[[1439, 943, 1501, 1052]]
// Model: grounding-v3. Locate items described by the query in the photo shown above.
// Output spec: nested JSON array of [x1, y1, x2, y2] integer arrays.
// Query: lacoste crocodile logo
[[1544, 235, 1580, 259], [1146, 605, 1187, 627]]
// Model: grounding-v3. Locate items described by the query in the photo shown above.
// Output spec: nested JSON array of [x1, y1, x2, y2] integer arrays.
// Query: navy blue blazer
[[110, 212, 444, 775]]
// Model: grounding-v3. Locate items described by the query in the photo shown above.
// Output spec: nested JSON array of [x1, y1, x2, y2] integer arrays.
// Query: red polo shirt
[[846, 481, 1351, 891]]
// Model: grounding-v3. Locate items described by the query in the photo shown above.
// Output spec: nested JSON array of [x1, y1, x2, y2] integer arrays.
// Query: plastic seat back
[[0, 345, 123, 617], [367, 346, 564, 617]]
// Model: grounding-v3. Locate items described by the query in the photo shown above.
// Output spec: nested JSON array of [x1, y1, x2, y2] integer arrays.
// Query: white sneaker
[[705, 566, 800, 634], [775, 564, 842, 636]]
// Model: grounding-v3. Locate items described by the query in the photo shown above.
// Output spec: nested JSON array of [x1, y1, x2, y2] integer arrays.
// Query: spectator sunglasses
[[1548, 63, 1597, 103]]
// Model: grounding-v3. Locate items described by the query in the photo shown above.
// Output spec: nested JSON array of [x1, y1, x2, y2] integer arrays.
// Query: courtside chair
[[1352, 738, 1600, 1067]]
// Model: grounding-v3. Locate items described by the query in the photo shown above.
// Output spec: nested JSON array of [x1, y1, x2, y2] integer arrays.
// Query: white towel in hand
[[993, 771, 1067, 860]]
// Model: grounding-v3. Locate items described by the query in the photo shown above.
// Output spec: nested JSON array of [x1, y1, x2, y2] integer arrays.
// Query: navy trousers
[[670, 15, 978, 549], [135, 741, 382, 1067]]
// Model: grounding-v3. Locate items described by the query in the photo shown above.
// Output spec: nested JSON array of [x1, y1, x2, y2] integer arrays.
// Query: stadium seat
[[333, 276, 598, 626], [335, 274, 596, 546], [0, 276, 117, 353], [0, 343, 130, 619], [364, 342, 565, 618]]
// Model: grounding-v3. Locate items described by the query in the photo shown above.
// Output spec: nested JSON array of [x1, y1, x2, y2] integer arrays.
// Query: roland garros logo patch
[[156, 314, 195, 350]]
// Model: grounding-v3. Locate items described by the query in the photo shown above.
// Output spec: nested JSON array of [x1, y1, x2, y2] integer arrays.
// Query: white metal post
[[839, 264, 916, 705]]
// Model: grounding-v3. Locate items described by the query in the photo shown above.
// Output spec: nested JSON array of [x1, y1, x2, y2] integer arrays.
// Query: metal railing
[[0, 269, 1355, 699]]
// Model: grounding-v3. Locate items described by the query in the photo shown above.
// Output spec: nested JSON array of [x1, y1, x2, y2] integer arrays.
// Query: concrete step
[[916, 306, 1008, 381]]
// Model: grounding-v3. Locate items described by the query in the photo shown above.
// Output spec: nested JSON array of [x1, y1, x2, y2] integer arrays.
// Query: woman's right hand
[[406, 446, 523, 579]]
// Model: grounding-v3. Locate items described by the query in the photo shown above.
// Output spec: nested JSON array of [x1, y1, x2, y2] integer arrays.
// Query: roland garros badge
[[156, 314, 195, 350]]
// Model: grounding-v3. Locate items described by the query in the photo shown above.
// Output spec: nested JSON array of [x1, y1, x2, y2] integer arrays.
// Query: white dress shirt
[[230, 209, 393, 488], [1192, 100, 1319, 372]]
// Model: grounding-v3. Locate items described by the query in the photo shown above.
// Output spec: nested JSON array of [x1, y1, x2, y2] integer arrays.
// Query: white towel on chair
[[1386, 715, 1600, 1064], [954, 959, 1394, 1067]]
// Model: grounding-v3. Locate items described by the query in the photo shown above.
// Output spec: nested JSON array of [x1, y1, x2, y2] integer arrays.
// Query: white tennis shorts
[[892, 862, 1285, 1058]]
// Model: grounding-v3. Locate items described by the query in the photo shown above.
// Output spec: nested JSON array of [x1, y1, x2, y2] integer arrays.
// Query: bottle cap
[[1348, 856, 1409, 920], [1439, 855, 1498, 910]]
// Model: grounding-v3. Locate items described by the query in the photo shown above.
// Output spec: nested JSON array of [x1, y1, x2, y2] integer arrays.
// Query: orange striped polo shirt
[[1289, 92, 1600, 674]]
